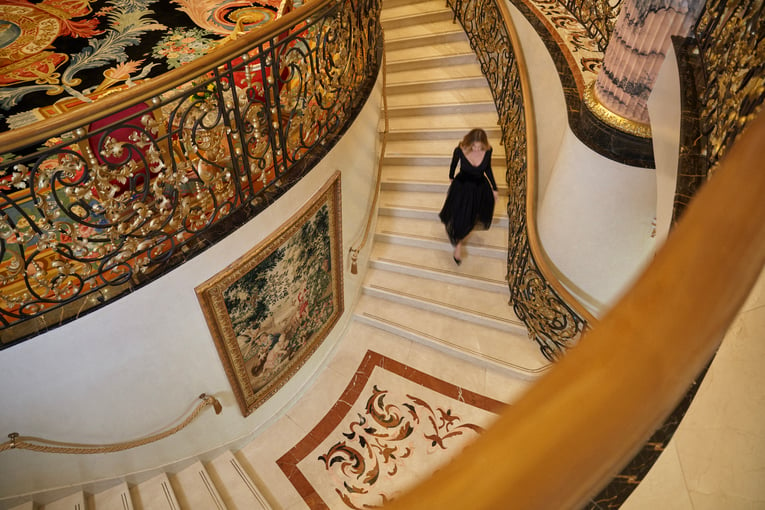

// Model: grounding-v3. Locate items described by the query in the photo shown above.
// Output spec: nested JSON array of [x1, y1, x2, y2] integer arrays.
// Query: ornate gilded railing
[[561, 0, 621, 51], [448, 0, 594, 361], [673, 0, 765, 222], [0, 0, 382, 347]]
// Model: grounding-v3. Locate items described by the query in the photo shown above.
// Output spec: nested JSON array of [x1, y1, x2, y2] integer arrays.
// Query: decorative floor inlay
[[277, 350, 506, 509]]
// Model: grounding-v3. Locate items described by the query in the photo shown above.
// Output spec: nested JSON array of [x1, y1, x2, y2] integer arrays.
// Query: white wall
[[506, 1, 568, 202], [0, 75, 383, 500], [649, 44, 682, 245]]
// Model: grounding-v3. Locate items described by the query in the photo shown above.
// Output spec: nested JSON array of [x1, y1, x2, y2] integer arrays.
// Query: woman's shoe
[[453, 255, 462, 266]]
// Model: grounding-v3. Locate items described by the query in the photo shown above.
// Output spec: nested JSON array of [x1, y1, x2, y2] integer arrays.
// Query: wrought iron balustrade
[[448, 0, 591, 361], [0, 0, 382, 347]]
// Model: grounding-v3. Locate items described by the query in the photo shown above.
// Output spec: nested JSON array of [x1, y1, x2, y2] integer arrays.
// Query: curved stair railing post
[[447, 0, 596, 361], [0, 0, 383, 348]]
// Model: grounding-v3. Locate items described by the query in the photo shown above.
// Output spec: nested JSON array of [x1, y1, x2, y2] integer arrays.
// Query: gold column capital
[[584, 81, 653, 139]]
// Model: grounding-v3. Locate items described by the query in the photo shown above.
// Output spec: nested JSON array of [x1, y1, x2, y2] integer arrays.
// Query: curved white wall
[[0, 76, 383, 500]]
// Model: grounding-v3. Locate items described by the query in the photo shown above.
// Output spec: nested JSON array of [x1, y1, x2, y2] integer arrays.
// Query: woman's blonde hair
[[459, 128, 491, 152]]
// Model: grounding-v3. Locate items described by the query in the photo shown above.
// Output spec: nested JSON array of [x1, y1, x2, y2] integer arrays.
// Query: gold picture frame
[[196, 172, 343, 416]]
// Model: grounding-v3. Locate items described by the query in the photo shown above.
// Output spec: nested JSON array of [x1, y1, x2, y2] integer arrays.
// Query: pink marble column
[[589, 0, 705, 135]]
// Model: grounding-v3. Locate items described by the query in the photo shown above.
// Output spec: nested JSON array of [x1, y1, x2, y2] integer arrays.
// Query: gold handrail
[[0, 0, 329, 155], [385, 111, 765, 509], [0, 394, 222, 455], [349, 49, 389, 274]]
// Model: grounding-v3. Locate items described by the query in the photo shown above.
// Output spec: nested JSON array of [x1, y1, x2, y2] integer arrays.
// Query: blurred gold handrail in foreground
[[384, 111, 765, 508], [0, 394, 222, 455]]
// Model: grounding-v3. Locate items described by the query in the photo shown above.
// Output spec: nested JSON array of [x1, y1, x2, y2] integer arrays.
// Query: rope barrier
[[0, 393, 222, 455]]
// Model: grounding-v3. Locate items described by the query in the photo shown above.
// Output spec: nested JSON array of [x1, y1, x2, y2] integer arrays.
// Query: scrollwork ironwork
[[0, 0, 382, 347], [449, 0, 587, 361]]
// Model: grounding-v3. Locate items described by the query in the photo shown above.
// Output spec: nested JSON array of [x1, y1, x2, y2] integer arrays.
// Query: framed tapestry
[[196, 171, 344, 416]]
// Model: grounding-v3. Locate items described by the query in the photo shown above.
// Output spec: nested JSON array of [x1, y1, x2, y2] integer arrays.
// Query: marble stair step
[[169, 461, 226, 510], [129, 473, 181, 510], [385, 85, 493, 109], [370, 240, 508, 291], [206, 450, 271, 509], [375, 214, 508, 250], [386, 52, 479, 73], [379, 188, 508, 217], [385, 40, 475, 67], [381, 2, 453, 29], [386, 138, 505, 158], [354, 294, 547, 379], [377, 202, 510, 230], [8, 502, 35, 510], [40, 492, 85, 510], [381, 0, 451, 20], [384, 19, 465, 49], [386, 100, 497, 119], [382, 0, 433, 8], [381, 165, 508, 192], [386, 111, 500, 132], [87, 482, 134, 510], [387, 62, 483, 85], [363, 267, 522, 331]]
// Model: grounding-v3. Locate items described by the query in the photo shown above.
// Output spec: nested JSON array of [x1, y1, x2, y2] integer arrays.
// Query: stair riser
[[362, 286, 526, 335], [386, 76, 487, 94], [387, 102, 497, 117], [382, 10, 453, 29], [385, 128, 501, 142], [375, 232, 507, 258], [385, 31, 466, 51], [353, 313, 541, 380], [386, 53, 477, 72], [369, 258, 508, 292], [383, 155, 505, 166]]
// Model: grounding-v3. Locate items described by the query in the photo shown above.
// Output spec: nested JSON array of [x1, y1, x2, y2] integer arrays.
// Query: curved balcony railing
[[449, 0, 595, 362], [0, 0, 383, 348]]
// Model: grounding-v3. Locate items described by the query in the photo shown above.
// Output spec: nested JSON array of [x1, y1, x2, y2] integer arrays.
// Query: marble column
[[585, 0, 705, 137]]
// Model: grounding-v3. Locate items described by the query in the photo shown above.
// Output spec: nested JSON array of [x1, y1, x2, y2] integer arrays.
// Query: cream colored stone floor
[[623, 266, 765, 509]]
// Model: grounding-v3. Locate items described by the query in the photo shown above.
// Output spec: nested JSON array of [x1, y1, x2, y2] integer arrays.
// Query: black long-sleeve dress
[[439, 146, 497, 246]]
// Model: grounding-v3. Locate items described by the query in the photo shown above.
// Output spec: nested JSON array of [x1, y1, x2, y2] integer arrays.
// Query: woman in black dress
[[439, 128, 498, 265]]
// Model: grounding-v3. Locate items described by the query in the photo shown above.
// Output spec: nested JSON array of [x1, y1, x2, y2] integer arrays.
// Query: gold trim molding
[[583, 81, 653, 139]]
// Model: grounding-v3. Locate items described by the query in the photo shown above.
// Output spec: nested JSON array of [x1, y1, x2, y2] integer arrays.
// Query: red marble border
[[276, 350, 506, 509]]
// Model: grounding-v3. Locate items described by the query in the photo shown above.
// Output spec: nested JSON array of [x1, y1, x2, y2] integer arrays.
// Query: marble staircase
[[356, 0, 544, 377], [4, 1, 548, 508]]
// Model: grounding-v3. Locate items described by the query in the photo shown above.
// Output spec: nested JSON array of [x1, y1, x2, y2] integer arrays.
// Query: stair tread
[[384, 19, 464, 42], [376, 213, 509, 248], [371, 240, 508, 284], [382, 164, 506, 187], [387, 62, 484, 84], [88, 482, 135, 510], [387, 112, 500, 130], [355, 294, 547, 375], [170, 460, 226, 510], [364, 267, 517, 322], [381, 0, 452, 22], [130, 472, 181, 510], [379, 189, 507, 215], [385, 87, 494, 108], [385, 41, 474, 64], [41, 492, 86, 510], [386, 138, 506, 158], [207, 450, 270, 510]]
